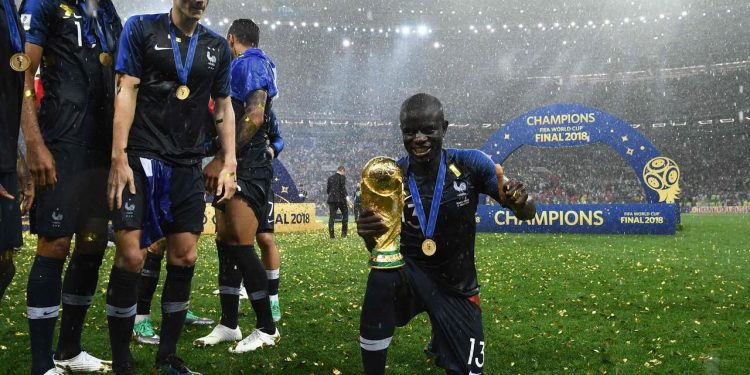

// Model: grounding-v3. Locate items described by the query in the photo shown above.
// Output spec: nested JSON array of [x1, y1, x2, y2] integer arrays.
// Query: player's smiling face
[[174, 0, 208, 21], [400, 113, 447, 168]]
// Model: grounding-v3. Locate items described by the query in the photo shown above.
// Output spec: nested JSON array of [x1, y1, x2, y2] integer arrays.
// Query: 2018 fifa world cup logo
[[643, 157, 680, 203]]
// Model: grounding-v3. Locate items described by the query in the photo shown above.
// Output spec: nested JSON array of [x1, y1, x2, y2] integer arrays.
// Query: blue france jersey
[[398, 149, 501, 297], [230, 48, 277, 103], [20, 0, 121, 148], [114, 13, 231, 166]]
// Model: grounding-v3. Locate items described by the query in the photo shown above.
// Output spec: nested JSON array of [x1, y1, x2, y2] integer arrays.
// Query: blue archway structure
[[477, 103, 680, 234], [271, 158, 303, 203]]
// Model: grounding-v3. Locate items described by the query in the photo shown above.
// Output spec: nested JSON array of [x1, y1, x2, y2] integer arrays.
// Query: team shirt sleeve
[[20, 0, 54, 47], [211, 39, 231, 99], [114, 16, 144, 78], [464, 150, 502, 202], [267, 111, 284, 156], [229, 53, 277, 104]]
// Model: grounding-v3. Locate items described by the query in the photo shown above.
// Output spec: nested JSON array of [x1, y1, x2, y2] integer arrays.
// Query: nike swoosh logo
[[43, 310, 56, 316], [154, 45, 172, 51], [72, 14, 82, 19]]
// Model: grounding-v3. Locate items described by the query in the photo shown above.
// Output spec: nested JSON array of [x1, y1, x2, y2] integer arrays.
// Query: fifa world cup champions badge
[[361, 157, 406, 269]]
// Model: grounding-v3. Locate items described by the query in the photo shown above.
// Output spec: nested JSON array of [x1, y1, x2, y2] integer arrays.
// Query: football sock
[[229, 244, 275, 334], [266, 268, 280, 300], [156, 264, 194, 362], [217, 241, 241, 329], [360, 270, 400, 375], [106, 266, 139, 367], [0, 249, 15, 301], [27, 255, 64, 375], [137, 250, 163, 316], [56, 251, 104, 359]]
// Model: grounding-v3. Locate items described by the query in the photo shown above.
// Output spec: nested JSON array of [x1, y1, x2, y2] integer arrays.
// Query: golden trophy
[[361, 156, 405, 269]]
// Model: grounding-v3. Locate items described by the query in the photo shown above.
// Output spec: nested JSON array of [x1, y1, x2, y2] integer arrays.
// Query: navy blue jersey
[[398, 149, 501, 297], [115, 13, 231, 166], [230, 48, 279, 176], [0, 0, 24, 172], [20, 0, 121, 148]]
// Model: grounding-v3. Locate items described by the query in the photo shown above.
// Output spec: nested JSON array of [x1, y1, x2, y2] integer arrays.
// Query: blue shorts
[[0, 172, 22, 251], [112, 156, 205, 248], [30, 143, 109, 239]]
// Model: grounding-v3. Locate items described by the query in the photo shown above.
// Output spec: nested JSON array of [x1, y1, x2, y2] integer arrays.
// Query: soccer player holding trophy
[[356, 93, 536, 375]]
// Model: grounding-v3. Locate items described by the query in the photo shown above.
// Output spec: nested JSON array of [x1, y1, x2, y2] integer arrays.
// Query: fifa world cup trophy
[[361, 157, 405, 269]]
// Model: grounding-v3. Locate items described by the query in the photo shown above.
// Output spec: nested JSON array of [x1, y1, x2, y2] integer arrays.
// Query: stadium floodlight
[[417, 25, 429, 36], [401, 26, 411, 35], [342, 39, 351, 48], [433, 41, 440, 48], [313, 22, 319, 27]]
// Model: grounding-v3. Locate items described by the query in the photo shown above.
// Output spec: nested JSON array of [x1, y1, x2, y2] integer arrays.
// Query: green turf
[[1, 214, 749, 374]]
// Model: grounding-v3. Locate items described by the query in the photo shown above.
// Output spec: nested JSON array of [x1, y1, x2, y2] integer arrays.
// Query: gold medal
[[99, 52, 113, 66], [10, 52, 31, 72], [421, 239, 437, 256], [176, 85, 190, 100]]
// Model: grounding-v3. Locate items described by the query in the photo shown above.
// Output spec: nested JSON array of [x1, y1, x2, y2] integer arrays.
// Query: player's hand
[[503, 179, 529, 209], [107, 155, 136, 210], [215, 163, 237, 204], [357, 209, 387, 251], [203, 157, 224, 194], [495, 164, 507, 206], [18, 162, 35, 215], [26, 142, 57, 189], [0, 183, 13, 200]]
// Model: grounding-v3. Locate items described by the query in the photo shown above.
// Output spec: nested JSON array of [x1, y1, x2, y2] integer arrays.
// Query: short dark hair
[[337, 166, 345, 172], [400, 93, 445, 124], [228, 19, 260, 47]]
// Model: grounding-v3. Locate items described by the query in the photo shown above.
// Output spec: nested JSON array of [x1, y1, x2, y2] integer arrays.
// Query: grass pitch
[[0, 214, 748, 374]]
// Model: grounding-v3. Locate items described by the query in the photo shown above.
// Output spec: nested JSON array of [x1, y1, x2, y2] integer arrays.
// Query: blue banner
[[272, 158, 303, 203], [477, 204, 678, 235], [481, 104, 681, 205], [477, 103, 681, 234]]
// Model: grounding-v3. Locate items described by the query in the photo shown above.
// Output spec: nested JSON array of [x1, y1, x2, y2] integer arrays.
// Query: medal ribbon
[[2, 0, 23, 53], [77, 0, 107, 51], [169, 16, 201, 85], [408, 152, 447, 241]]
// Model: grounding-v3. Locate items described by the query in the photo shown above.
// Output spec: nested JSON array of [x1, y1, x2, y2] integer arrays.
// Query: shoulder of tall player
[[448, 149, 495, 172]]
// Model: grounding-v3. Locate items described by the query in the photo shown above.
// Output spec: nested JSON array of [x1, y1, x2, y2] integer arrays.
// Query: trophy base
[[369, 249, 405, 269]]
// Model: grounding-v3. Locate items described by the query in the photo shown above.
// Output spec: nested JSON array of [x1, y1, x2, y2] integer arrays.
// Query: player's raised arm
[[107, 74, 140, 210], [212, 95, 237, 203]]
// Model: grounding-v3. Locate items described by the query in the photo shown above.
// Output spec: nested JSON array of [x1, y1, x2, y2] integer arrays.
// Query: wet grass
[[0, 214, 748, 374]]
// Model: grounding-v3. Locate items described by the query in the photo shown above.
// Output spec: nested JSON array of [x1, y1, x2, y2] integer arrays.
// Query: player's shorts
[[112, 156, 205, 246], [0, 172, 23, 251], [30, 143, 109, 238], [392, 259, 485, 374], [215, 165, 273, 233], [256, 175, 275, 234]]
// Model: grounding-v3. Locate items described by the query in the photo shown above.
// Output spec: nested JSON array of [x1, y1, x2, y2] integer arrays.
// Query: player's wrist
[[111, 149, 128, 163]]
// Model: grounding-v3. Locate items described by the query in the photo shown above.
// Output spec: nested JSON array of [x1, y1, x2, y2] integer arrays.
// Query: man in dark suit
[[327, 166, 348, 238]]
